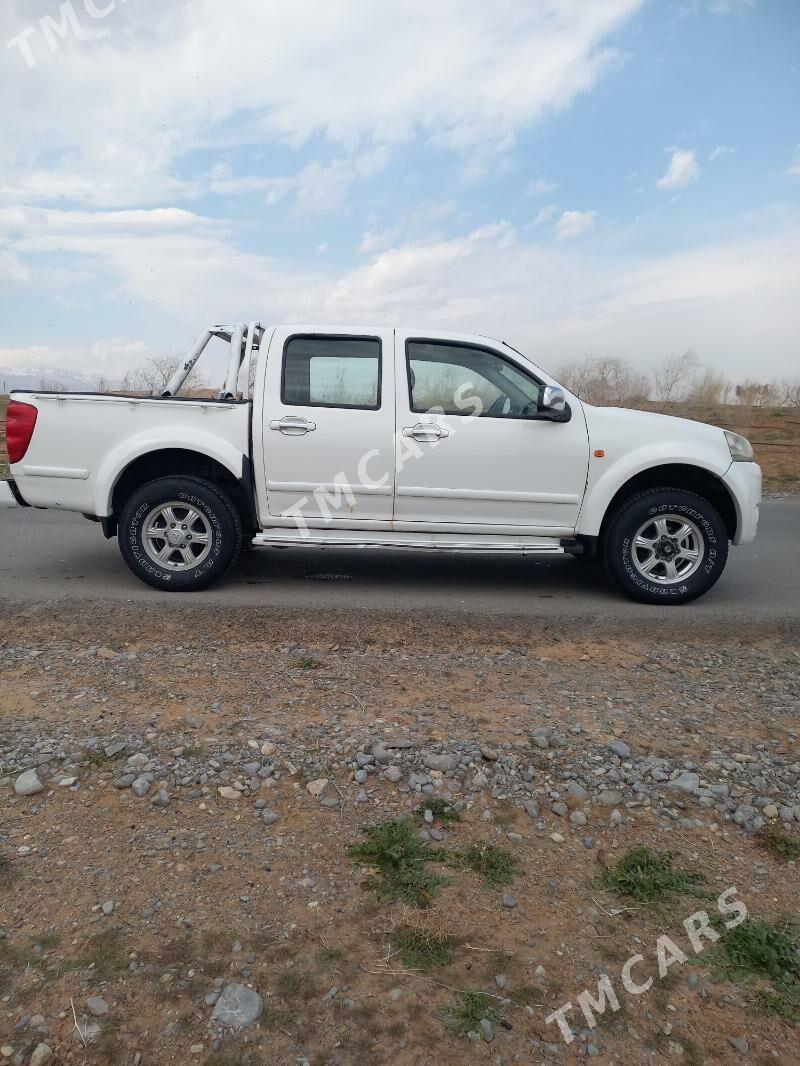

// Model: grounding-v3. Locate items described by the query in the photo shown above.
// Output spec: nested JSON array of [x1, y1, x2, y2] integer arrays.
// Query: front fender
[[94, 428, 245, 516], [576, 445, 731, 538]]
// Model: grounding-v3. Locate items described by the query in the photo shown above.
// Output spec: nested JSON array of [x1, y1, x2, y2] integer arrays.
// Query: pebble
[[669, 772, 700, 795], [29, 1046, 53, 1066], [728, 1036, 749, 1055], [502, 892, 517, 908], [131, 776, 150, 797], [218, 786, 243, 800], [608, 740, 631, 759], [14, 769, 44, 796], [101, 900, 114, 916], [211, 983, 262, 1029], [306, 778, 329, 797], [86, 996, 109, 1017]]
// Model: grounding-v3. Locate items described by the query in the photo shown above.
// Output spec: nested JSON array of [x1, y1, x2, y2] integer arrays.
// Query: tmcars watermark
[[545, 886, 748, 1044], [7, 0, 129, 69], [280, 384, 484, 537]]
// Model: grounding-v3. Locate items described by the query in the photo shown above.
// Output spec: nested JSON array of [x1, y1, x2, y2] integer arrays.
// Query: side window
[[407, 341, 542, 418], [282, 336, 381, 409]]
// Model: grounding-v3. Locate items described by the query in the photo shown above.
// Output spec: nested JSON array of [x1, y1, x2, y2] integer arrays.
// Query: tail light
[[6, 400, 38, 464]]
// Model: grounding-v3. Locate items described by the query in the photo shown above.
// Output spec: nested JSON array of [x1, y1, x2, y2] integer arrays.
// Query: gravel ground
[[1, 603, 799, 1065]]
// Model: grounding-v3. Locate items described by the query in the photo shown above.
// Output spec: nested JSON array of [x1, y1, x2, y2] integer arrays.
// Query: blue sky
[[0, 0, 798, 384]]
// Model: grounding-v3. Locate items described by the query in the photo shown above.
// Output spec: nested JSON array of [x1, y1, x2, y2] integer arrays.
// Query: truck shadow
[[232, 545, 617, 600]]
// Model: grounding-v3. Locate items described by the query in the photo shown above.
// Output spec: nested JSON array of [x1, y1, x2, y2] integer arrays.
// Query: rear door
[[393, 332, 589, 532], [262, 327, 395, 523]]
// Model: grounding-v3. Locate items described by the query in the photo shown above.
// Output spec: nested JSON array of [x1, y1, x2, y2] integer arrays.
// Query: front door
[[262, 328, 395, 523], [393, 332, 589, 532]]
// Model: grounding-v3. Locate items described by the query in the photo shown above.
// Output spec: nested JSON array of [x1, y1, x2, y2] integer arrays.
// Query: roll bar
[[161, 322, 265, 399]]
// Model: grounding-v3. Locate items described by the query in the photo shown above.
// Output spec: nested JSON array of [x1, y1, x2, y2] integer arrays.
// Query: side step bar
[[253, 529, 565, 554]]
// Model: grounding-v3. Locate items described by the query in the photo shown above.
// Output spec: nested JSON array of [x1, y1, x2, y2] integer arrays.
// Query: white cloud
[[787, 146, 800, 178], [535, 204, 558, 226], [555, 210, 598, 240], [709, 144, 733, 161], [2, 209, 799, 379], [0, 0, 644, 209], [527, 178, 557, 196], [708, 0, 754, 13], [656, 148, 700, 190]]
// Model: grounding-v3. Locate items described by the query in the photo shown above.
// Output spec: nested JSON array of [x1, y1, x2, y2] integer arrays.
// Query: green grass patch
[[702, 917, 800, 1022], [0, 853, 18, 889], [416, 796, 460, 825], [441, 990, 497, 1037], [457, 844, 518, 888], [600, 846, 707, 904], [348, 819, 450, 907], [316, 946, 345, 965], [297, 656, 320, 670], [390, 927, 456, 970], [67, 929, 127, 979], [277, 972, 303, 997], [757, 825, 800, 863], [702, 918, 799, 984]]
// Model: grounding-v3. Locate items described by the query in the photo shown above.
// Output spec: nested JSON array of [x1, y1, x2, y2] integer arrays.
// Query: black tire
[[118, 476, 242, 591], [603, 488, 729, 605]]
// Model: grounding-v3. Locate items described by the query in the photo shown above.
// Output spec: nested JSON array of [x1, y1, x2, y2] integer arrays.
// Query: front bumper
[[722, 461, 762, 545]]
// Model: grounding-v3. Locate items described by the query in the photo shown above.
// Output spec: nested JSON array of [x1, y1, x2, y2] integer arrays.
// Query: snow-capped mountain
[[0, 367, 120, 393]]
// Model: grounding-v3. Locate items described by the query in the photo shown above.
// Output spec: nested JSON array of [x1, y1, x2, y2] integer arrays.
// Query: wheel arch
[[593, 463, 738, 547], [104, 448, 255, 538]]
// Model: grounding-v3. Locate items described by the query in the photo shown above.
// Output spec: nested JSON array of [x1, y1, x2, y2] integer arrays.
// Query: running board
[[253, 528, 565, 554]]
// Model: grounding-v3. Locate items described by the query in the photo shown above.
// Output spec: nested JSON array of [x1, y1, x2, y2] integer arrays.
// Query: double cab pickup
[[2, 323, 761, 603]]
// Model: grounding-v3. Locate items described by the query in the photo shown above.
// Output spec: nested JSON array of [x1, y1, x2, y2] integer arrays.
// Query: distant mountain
[[0, 366, 120, 394]]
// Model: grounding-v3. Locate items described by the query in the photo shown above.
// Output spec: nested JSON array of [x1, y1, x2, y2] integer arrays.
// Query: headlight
[[724, 430, 755, 462]]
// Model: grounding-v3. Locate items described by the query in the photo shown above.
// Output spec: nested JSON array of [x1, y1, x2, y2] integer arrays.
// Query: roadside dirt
[[1, 604, 799, 1065]]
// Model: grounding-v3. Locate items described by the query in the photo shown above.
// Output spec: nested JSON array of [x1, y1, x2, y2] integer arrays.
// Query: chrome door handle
[[402, 423, 450, 442], [270, 416, 317, 435]]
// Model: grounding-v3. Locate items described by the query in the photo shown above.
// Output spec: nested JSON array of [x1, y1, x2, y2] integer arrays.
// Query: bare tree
[[653, 350, 698, 404], [120, 353, 207, 396], [686, 368, 731, 406], [556, 356, 650, 408], [734, 380, 779, 407], [38, 377, 65, 392]]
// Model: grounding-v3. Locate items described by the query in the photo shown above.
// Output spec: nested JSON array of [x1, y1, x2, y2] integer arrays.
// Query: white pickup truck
[[2, 323, 761, 603]]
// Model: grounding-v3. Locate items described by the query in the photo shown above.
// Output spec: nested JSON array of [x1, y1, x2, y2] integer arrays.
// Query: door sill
[[253, 527, 565, 553]]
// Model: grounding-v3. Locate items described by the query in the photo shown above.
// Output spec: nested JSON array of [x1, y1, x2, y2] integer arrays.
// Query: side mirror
[[540, 385, 567, 414]]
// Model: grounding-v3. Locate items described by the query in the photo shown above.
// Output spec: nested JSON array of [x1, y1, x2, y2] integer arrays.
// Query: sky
[[0, 0, 798, 386]]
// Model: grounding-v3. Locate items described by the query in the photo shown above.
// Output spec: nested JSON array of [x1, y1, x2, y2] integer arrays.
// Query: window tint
[[283, 336, 381, 409], [407, 342, 542, 418]]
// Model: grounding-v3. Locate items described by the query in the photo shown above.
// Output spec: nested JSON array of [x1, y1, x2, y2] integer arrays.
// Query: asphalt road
[[0, 497, 797, 622]]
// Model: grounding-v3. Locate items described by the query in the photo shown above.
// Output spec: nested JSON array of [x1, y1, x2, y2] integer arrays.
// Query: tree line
[[554, 351, 800, 409]]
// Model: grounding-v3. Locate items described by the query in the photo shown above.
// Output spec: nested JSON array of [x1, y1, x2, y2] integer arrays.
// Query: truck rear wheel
[[603, 488, 728, 605], [118, 476, 242, 591]]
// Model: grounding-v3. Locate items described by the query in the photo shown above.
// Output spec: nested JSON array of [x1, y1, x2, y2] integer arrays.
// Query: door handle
[[270, 416, 317, 435], [402, 423, 450, 442]]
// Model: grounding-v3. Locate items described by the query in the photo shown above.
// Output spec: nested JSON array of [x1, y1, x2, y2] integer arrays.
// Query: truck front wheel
[[603, 488, 729, 605], [118, 476, 242, 591]]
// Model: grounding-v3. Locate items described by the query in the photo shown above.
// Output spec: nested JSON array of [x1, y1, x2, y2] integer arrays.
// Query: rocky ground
[[1, 603, 799, 1066]]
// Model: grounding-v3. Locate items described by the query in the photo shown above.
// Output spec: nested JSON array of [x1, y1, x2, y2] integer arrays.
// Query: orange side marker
[[594, 449, 605, 458]]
